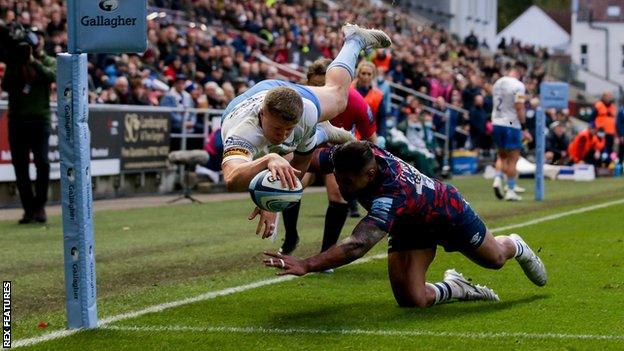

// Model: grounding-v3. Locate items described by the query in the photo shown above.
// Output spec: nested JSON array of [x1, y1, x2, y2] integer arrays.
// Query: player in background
[[221, 24, 391, 237], [491, 61, 530, 201], [264, 141, 547, 308], [280, 58, 378, 257]]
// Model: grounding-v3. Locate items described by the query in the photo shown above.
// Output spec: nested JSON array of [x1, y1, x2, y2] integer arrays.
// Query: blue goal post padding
[[540, 82, 569, 110], [57, 53, 98, 329], [67, 0, 147, 54]]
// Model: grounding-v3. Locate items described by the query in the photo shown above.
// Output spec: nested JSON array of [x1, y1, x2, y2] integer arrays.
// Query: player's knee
[[396, 297, 429, 309], [394, 291, 430, 308]]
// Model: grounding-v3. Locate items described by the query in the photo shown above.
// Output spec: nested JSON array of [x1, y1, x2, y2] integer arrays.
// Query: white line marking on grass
[[490, 198, 624, 233], [102, 325, 624, 341], [12, 254, 385, 348], [13, 198, 624, 348]]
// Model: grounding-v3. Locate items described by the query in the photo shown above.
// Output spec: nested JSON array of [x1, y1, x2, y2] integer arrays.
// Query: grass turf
[[2, 176, 624, 350]]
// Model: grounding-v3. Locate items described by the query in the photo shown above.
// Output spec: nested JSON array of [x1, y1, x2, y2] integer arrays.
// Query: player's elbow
[[224, 178, 243, 192], [223, 172, 240, 192], [224, 179, 236, 192]]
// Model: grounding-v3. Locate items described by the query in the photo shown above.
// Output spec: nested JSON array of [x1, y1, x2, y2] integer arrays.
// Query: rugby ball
[[249, 169, 303, 212]]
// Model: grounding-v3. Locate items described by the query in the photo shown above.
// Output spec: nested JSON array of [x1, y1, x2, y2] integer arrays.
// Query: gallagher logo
[[99, 0, 119, 12]]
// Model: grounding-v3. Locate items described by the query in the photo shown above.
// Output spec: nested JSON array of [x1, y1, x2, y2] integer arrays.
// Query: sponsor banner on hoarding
[[120, 111, 170, 171]]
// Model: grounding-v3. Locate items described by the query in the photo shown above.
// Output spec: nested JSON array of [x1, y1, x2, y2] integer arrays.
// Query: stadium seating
[[0, 0, 602, 173]]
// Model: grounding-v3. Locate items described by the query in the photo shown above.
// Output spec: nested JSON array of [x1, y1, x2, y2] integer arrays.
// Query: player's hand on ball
[[266, 154, 301, 189], [248, 207, 277, 238], [263, 251, 307, 276]]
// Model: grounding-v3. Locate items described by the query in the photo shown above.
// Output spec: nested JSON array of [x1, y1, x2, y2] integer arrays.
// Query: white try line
[[102, 324, 624, 342], [13, 197, 624, 348]]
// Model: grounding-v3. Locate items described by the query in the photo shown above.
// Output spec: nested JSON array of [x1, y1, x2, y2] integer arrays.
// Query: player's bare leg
[[310, 24, 391, 122], [460, 230, 517, 269], [461, 230, 547, 286], [493, 150, 506, 199], [388, 248, 498, 308], [504, 150, 522, 201], [388, 249, 438, 308]]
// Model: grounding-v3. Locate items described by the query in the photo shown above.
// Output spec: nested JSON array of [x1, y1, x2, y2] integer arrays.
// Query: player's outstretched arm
[[263, 220, 387, 276], [222, 154, 301, 192]]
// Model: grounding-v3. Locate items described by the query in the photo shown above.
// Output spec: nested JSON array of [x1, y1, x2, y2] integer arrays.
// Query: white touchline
[[490, 198, 624, 233], [101, 325, 624, 341], [13, 198, 624, 348]]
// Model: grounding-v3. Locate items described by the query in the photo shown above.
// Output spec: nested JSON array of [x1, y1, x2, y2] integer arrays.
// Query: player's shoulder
[[300, 98, 319, 128], [505, 75, 525, 88], [221, 100, 264, 145]]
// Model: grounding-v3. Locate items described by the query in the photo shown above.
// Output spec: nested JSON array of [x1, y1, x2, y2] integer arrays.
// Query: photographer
[[1, 23, 56, 224]]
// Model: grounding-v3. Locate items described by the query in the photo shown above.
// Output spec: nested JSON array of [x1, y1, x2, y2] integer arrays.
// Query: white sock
[[426, 282, 454, 304], [511, 236, 525, 258]]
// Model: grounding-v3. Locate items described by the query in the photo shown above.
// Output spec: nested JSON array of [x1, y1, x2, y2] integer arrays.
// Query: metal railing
[[389, 82, 469, 115]]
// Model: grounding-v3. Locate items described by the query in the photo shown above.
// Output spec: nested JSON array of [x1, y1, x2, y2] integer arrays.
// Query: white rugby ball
[[248, 169, 303, 212]]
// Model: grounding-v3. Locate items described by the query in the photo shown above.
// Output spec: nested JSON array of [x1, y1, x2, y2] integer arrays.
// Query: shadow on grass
[[266, 294, 550, 328]]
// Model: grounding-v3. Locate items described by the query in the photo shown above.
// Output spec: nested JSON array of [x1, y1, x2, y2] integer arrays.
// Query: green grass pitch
[[2, 176, 624, 350]]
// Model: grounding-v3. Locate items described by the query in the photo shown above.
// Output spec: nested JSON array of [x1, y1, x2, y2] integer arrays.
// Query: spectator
[[545, 121, 569, 165], [128, 77, 151, 105], [429, 69, 453, 103], [204, 81, 226, 109], [464, 30, 479, 51], [524, 97, 540, 147], [568, 125, 606, 166], [376, 66, 392, 117], [387, 108, 438, 177], [462, 74, 482, 111], [372, 49, 392, 72], [1, 26, 55, 224], [160, 74, 194, 150], [469, 95, 489, 151], [106, 76, 131, 104], [592, 91, 617, 159]]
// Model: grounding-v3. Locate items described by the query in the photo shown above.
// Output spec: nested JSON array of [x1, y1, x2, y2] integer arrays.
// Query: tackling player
[[220, 24, 391, 237], [280, 58, 378, 256], [491, 61, 530, 201], [264, 141, 547, 307]]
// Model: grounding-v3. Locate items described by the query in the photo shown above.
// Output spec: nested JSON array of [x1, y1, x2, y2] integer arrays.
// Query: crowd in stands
[[1, 0, 622, 174]]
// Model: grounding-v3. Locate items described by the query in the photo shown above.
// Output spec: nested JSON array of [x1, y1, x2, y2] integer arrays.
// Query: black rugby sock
[[321, 201, 349, 252], [282, 201, 301, 248]]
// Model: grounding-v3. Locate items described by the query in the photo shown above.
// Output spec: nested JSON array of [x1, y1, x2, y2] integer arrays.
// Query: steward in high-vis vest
[[592, 91, 617, 155], [353, 61, 387, 142]]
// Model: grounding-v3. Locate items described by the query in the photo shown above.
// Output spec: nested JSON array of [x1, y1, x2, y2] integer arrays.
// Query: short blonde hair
[[263, 87, 303, 123]]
